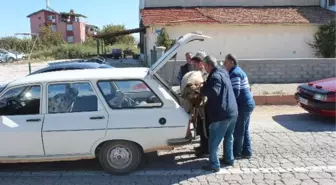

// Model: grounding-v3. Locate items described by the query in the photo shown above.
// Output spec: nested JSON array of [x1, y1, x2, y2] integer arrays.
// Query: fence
[[157, 58, 336, 85]]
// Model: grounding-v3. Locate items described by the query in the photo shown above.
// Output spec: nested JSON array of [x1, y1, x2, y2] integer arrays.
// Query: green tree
[[156, 28, 175, 50], [308, 21, 336, 58], [100, 24, 135, 45], [39, 25, 65, 47]]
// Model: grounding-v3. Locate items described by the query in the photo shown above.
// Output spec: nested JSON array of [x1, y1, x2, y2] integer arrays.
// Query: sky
[[0, 0, 140, 40]]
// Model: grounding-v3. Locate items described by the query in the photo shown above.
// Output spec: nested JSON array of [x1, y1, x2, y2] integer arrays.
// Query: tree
[[156, 28, 175, 50], [100, 24, 135, 45], [308, 21, 336, 58], [39, 25, 65, 47]]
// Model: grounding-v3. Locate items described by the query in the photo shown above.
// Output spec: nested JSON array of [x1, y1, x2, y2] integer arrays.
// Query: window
[[0, 85, 41, 116], [97, 80, 162, 109], [67, 36, 74, 43], [67, 24, 73, 31], [329, 0, 335, 6], [51, 25, 57, 32], [47, 15, 55, 22], [48, 82, 98, 114]]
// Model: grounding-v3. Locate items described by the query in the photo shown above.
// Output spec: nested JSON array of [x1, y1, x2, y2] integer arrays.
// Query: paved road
[[0, 106, 335, 185]]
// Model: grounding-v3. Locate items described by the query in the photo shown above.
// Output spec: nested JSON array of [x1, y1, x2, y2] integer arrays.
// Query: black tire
[[8, 57, 15, 63], [98, 141, 143, 175]]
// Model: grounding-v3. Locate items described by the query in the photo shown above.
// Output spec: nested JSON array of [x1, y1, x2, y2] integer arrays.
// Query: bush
[[309, 21, 336, 58], [52, 44, 97, 59]]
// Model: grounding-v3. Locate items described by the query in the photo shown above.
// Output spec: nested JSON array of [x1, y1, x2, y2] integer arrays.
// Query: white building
[[139, 0, 335, 62]]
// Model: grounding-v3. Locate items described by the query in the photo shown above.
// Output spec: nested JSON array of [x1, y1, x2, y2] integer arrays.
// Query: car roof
[[9, 67, 150, 87], [30, 62, 112, 75]]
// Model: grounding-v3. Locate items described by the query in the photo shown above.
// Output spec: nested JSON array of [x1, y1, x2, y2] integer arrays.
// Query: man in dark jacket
[[177, 52, 194, 84], [200, 56, 238, 172]]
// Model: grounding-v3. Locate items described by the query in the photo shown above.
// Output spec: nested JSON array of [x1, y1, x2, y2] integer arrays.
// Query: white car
[[0, 32, 211, 174]]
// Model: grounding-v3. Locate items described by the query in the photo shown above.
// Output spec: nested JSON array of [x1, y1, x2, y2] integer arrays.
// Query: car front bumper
[[295, 93, 336, 117]]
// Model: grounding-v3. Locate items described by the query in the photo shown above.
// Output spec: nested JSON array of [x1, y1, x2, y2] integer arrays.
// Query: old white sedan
[[0, 32, 211, 174]]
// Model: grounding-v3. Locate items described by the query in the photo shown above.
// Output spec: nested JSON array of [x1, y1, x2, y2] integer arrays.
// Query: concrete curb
[[254, 95, 297, 105]]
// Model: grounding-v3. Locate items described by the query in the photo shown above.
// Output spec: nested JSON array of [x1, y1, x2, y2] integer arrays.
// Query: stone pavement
[[0, 106, 335, 185]]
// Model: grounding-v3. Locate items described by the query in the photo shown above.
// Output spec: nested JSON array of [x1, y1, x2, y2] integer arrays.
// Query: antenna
[[46, 0, 50, 9]]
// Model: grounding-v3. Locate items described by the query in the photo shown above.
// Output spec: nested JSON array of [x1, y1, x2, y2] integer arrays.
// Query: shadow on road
[[272, 113, 336, 132], [0, 150, 214, 184], [0, 150, 208, 172]]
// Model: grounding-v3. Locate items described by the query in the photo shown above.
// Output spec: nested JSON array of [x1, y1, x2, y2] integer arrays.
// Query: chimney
[[46, 0, 50, 9]]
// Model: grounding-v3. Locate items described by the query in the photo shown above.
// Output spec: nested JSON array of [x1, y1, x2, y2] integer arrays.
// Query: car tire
[[98, 141, 143, 175], [8, 57, 15, 63]]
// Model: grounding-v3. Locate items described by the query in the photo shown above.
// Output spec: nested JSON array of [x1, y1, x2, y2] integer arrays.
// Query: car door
[[42, 81, 108, 155], [0, 84, 45, 156]]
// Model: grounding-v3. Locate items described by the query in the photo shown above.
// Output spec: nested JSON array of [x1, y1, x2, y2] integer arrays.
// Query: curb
[[253, 95, 297, 105]]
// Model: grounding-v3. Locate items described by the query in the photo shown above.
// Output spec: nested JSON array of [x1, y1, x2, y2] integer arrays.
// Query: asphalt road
[[0, 106, 335, 185]]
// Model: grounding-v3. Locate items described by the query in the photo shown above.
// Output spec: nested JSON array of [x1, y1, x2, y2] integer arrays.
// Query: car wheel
[[98, 141, 143, 175], [8, 57, 15, 63]]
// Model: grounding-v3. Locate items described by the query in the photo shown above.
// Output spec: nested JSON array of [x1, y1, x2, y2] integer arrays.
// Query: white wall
[[144, 0, 320, 8], [145, 24, 318, 62]]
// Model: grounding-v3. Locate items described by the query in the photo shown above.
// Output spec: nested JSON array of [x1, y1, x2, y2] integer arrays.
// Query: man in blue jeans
[[200, 56, 238, 172], [224, 54, 256, 159]]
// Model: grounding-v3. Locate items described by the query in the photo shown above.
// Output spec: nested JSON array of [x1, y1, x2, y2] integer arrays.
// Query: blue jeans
[[208, 116, 237, 169], [233, 104, 255, 157]]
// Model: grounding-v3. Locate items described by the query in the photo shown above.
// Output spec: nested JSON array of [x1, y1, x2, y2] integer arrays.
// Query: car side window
[[97, 80, 162, 109], [48, 82, 98, 114], [0, 85, 41, 116]]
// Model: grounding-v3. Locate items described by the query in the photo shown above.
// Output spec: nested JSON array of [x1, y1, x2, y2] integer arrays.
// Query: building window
[[51, 25, 57, 32], [67, 24, 73, 31], [67, 36, 74, 43], [47, 15, 55, 22]]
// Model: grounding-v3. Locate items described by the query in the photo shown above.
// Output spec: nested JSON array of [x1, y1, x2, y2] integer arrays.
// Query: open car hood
[[150, 32, 211, 74]]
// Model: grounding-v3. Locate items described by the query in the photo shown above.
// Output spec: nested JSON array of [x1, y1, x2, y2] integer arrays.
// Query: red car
[[295, 77, 336, 117]]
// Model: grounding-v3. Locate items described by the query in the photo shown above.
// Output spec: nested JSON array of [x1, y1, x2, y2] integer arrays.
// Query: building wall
[[29, 11, 46, 35], [73, 22, 86, 43], [145, 24, 318, 63], [56, 22, 67, 41], [158, 59, 336, 85], [143, 0, 320, 8]]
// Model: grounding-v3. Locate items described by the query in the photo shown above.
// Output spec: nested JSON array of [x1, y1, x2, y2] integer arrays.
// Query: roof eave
[[143, 22, 327, 27]]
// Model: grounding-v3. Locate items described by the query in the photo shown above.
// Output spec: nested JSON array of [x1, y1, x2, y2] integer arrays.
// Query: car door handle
[[90, 116, 105, 120], [26, 119, 41, 122]]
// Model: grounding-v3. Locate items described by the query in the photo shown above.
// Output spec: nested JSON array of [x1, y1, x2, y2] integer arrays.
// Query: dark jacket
[[229, 66, 255, 107], [201, 66, 238, 123], [177, 63, 194, 84]]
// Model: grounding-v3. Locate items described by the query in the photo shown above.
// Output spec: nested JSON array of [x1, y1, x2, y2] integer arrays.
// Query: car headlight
[[313, 94, 327, 101]]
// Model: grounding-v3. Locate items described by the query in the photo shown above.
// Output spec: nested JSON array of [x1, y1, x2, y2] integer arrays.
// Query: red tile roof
[[140, 7, 335, 26]]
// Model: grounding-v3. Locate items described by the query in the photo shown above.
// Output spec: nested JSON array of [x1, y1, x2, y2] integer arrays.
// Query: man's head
[[224, 54, 238, 71], [185, 52, 193, 64], [203, 55, 218, 73], [191, 56, 204, 71], [195, 50, 207, 59]]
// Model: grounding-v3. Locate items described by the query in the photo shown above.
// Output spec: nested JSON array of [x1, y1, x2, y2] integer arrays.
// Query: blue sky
[[0, 0, 140, 39]]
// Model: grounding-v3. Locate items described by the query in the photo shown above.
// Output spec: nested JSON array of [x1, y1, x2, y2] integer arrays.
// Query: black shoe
[[234, 154, 252, 160], [202, 165, 220, 173], [220, 160, 234, 166], [195, 148, 209, 158]]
